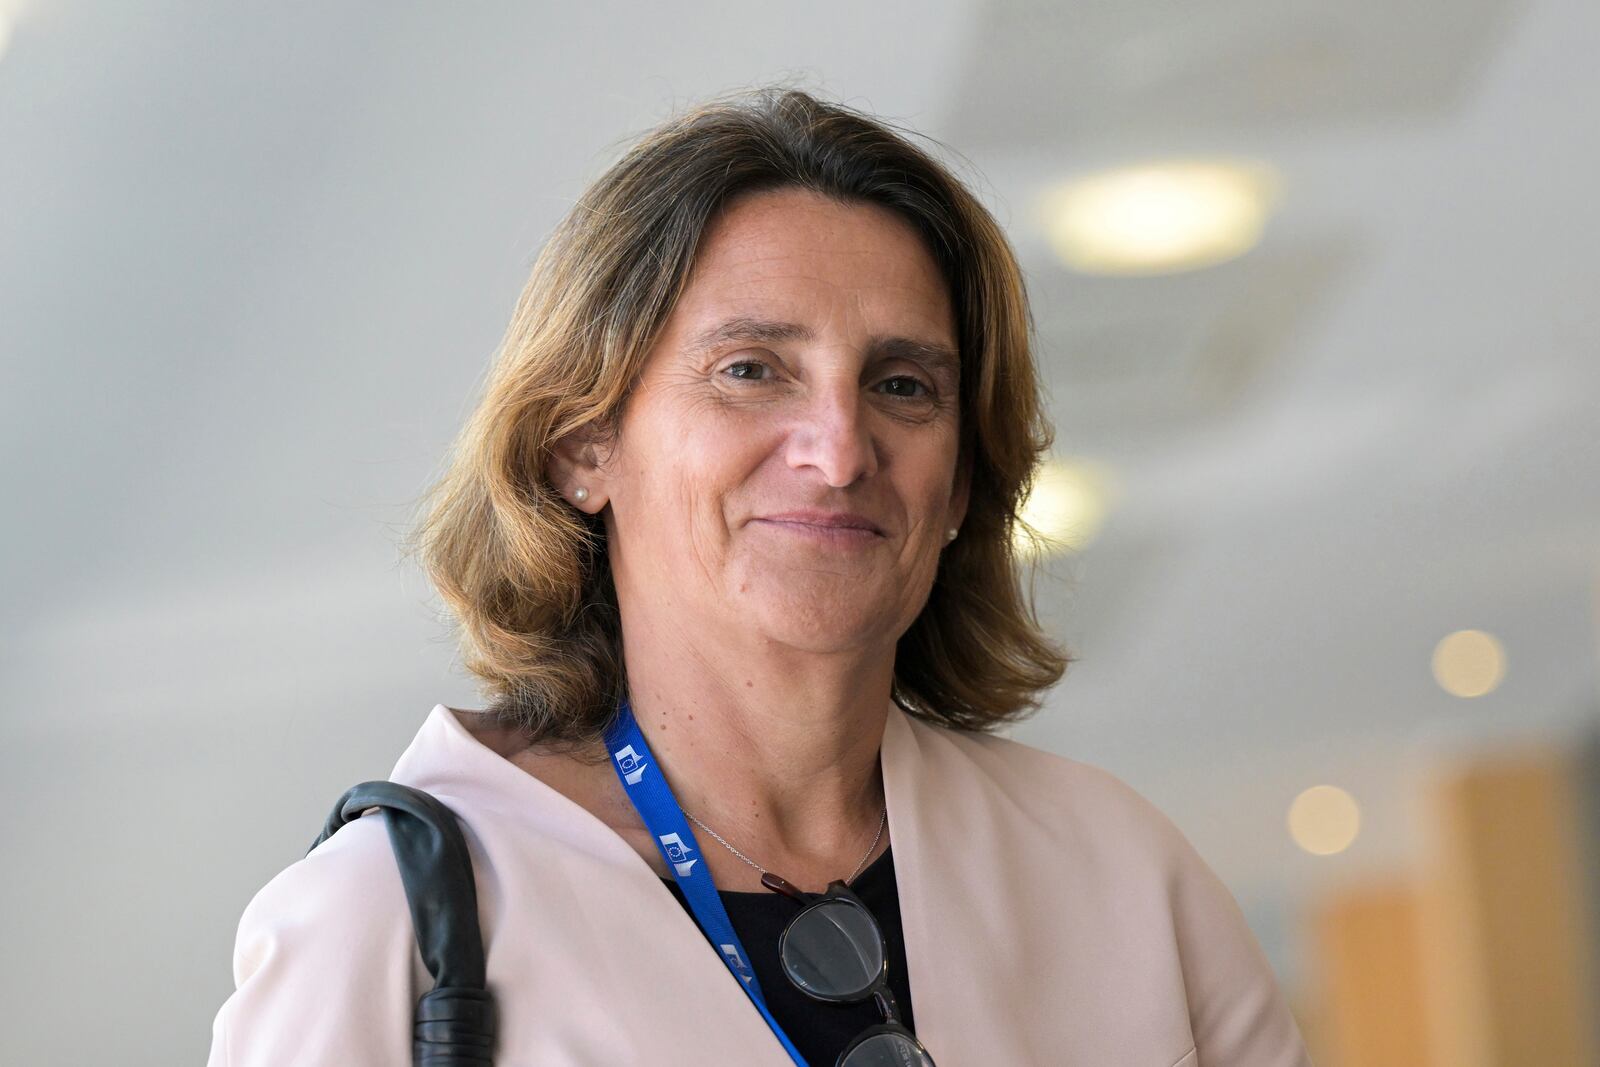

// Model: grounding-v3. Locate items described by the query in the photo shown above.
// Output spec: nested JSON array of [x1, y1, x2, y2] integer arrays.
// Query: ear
[[948, 447, 972, 535], [544, 425, 615, 515]]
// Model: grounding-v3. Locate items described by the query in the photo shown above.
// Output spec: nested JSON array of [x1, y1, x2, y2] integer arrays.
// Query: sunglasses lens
[[840, 1031, 934, 1066], [780, 898, 884, 998]]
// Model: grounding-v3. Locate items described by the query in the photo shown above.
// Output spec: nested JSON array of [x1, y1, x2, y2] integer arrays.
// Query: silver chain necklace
[[683, 803, 889, 884]]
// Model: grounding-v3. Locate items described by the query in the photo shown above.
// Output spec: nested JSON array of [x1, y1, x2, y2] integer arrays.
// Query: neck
[[620, 617, 895, 891]]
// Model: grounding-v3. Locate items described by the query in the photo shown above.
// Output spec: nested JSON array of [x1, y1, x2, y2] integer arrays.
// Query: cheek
[[893, 433, 962, 510], [651, 413, 769, 537]]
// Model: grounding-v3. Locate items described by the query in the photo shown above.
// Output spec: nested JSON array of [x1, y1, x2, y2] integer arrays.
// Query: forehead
[[672, 187, 954, 332]]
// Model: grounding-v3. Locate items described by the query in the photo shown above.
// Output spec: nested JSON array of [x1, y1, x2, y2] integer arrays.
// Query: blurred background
[[2, 0, 1597, 1064]]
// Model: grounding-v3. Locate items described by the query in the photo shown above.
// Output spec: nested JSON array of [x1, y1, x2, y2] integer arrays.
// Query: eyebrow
[[684, 316, 960, 376]]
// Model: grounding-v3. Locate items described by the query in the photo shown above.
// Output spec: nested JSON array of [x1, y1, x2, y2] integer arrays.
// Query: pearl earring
[[573, 486, 589, 503], [946, 528, 958, 541]]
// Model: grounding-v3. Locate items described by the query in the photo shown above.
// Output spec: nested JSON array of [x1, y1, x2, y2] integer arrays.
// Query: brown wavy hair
[[404, 85, 1072, 749]]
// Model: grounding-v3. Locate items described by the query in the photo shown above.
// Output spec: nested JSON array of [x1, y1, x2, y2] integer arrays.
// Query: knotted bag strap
[[311, 781, 496, 1066]]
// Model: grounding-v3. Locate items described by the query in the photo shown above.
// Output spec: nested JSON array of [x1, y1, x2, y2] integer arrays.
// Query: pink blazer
[[206, 700, 1314, 1066]]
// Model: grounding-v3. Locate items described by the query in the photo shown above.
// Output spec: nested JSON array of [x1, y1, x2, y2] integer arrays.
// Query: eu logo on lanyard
[[604, 697, 809, 1066]]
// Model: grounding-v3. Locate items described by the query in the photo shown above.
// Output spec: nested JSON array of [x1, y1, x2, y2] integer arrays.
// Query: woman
[[206, 87, 1313, 1067]]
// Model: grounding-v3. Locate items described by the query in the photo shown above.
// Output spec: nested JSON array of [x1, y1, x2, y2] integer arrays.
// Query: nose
[[783, 377, 878, 488]]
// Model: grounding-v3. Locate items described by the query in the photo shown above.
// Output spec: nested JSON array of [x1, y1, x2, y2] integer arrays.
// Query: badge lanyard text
[[604, 697, 809, 1066]]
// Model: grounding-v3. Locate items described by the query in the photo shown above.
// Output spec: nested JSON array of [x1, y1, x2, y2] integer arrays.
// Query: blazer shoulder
[[950, 727, 1313, 1064], [207, 811, 429, 1067], [921, 719, 1197, 866], [235, 810, 415, 963]]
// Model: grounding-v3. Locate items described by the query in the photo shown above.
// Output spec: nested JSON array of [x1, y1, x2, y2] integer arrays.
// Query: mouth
[[750, 517, 885, 547], [755, 511, 885, 536]]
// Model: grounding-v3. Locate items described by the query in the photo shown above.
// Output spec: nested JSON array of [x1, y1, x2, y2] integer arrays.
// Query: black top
[[658, 845, 916, 1067]]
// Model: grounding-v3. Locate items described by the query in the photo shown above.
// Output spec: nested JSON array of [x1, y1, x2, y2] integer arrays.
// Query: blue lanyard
[[603, 696, 809, 1067]]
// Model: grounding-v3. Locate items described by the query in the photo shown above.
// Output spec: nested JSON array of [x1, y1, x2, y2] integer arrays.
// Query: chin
[[743, 596, 888, 653]]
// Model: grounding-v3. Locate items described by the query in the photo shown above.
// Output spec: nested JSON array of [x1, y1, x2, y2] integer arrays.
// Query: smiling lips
[[756, 509, 885, 535], [752, 510, 885, 548]]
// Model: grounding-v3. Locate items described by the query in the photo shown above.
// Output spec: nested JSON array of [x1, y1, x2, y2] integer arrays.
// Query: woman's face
[[583, 186, 969, 656]]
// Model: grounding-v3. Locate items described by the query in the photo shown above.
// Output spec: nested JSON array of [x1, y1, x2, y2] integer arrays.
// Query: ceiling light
[[1040, 159, 1279, 276], [1014, 458, 1116, 558]]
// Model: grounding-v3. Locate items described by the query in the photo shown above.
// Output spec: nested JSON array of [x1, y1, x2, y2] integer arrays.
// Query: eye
[[719, 361, 933, 399], [878, 375, 932, 399], [722, 359, 775, 382]]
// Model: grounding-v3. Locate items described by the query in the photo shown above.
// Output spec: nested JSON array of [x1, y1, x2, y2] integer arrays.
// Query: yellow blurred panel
[[1309, 880, 1435, 1067], [1418, 747, 1598, 1067]]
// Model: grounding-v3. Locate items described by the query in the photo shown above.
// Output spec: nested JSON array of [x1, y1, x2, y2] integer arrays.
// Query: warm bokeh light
[[0, 0, 33, 62], [1431, 628, 1506, 698], [1289, 785, 1361, 856], [1039, 159, 1279, 276], [1014, 457, 1117, 558]]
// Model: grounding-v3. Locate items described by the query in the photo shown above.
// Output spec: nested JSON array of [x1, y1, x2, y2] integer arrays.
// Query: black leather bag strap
[[310, 781, 496, 1067]]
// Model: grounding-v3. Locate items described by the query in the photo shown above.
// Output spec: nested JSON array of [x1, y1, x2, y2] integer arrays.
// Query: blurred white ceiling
[[1, 0, 1598, 1054]]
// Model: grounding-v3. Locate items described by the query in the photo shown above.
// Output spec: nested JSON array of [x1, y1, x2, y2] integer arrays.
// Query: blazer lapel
[[881, 701, 1041, 1066]]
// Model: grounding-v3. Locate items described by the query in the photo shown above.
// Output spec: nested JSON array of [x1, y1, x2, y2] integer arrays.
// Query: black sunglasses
[[761, 872, 937, 1067]]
